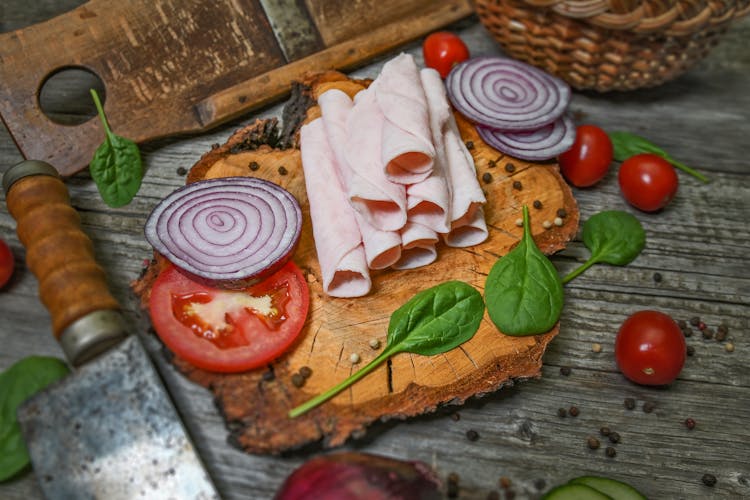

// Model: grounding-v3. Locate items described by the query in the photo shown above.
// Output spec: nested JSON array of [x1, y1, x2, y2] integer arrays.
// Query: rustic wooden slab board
[[0, 0, 473, 176], [133, 82, 580, 453]]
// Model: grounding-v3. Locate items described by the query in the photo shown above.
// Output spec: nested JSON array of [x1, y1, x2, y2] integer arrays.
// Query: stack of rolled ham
[[300, 53, 487, 298]]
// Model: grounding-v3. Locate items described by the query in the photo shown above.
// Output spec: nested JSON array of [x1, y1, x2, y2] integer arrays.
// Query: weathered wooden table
[[1, 2, 749, 499]]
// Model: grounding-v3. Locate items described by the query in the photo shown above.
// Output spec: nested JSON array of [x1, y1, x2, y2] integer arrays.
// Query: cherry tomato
[[557, 125, 613, 187], [615, 310, 686, 386], [618, 153, 678, 212], [0, 239, 14, 289], [422, 31, 470, 79], [149, 261, 309, 373]]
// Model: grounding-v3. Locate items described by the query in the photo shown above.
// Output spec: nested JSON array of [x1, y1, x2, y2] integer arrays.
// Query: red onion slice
[[145, 177, 302, 288], [446, 56, 570, 131], [477, 114, 576, 161]]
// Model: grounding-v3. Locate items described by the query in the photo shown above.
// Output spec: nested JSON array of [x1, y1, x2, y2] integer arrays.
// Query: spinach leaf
[[289, 281, 484, 418], [561, 210, 645, 284], [0, 356, 69, 482], [609, 131, 709, 183], [484, 205, 564, 336], [89, 89, 143, 207]]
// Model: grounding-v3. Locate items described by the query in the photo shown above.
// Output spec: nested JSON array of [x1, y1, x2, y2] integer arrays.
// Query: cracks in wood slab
[[308, 322, 323, 355], [459, 345, 479, 369], [335, 344, 345, 368], [386, 358, 394, 394], [440, 352, 460, 379]]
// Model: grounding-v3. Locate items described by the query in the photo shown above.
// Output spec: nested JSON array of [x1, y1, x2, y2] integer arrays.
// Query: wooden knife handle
[[4, 162, 121, 340]]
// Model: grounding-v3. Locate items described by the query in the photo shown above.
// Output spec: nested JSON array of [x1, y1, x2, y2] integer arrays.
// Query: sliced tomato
[[149, 261, 309, 373]]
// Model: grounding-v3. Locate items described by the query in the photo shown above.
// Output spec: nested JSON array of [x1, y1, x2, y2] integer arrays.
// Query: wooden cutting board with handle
[[0, 0, 473, 176]]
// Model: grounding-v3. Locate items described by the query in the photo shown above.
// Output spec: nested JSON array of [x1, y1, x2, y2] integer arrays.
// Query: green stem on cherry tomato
[[608, 131, 709, 184]]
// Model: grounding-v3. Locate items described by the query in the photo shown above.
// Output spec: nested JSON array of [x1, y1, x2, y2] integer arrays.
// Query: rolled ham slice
[[442, 115, 488, 246], [319, 89, 408, 232], [415, 66, 488, 247], [373, 53, 435, 185], [354, 212, 401, 270], [300, 118, 371, 298], [443, 205, 489, 248], [392, 222, 438, 270], [404, 67, 457, 235]]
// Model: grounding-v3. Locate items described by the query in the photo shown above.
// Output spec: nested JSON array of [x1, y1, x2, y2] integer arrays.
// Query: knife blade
[[3, 160, 219, 500], [258, 0, 324, 62]]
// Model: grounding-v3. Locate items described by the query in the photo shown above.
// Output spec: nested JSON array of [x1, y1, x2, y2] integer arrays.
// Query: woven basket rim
[[475, 0, 750, 35]]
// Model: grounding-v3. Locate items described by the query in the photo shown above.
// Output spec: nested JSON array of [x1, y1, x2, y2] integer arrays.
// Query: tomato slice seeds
[[149, 261, 310, 373]]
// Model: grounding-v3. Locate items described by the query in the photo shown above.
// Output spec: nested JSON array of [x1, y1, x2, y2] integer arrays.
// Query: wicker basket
[[475, 0, 750, 91]]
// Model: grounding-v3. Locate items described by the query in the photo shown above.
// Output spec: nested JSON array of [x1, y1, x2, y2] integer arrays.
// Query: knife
[[2, 160, 219, 500]]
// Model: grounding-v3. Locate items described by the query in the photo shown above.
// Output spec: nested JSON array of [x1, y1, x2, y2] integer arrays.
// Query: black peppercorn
[[624, 398, 636, 410], [600, 426, 611, 436], [278, 166, 288, 175], [557, 408, 567, 418], [687, 345, 695, 356], [291, 373, 305, 388], [685, 418, 696, 430], [701, 474, 717, 487], [512, 180, 523, 190], [249, 161, 260, 171], [556, 208, 567, 219], [569, 406, 579, 417], [653, 272, 663, 283], [560, 366, 572, 376], [533, 199, 542, 209], [482, 172, 493, 184], [643, 401, 656, 413], [505, 162, 516, 173], [715, 327, 727, 342], [587, 436, 600, 450], [176, 166, 187, 176], [466, 429, 480, 441], [690, 316, 700, 326], [609, 431, 621, 444], [299, 366, 312, 378], [605, 446, 617, 458], [488, 159, 496, 168], [465, 140, 474, 150]]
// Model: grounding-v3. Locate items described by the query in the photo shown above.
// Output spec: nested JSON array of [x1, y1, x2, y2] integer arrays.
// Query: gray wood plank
[[1, 2, 749, 499]]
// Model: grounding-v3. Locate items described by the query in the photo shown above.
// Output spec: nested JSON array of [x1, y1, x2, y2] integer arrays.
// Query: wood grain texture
[[1, 2, 750, 499], [0, 0, 472, 176], [193, 0, 474, 130]]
